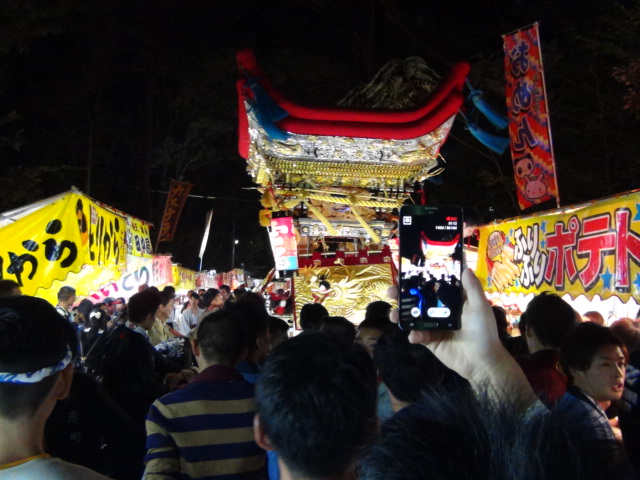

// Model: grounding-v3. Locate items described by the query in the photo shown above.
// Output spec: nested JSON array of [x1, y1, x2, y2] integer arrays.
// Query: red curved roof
[[237, 49, 469, 158]]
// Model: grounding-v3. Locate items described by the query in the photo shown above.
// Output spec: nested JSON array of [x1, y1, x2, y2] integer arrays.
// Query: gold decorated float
[[236, 49, 469, 324]]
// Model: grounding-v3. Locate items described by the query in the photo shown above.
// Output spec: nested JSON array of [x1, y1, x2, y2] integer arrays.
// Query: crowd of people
[[0, 273, 639, 479]]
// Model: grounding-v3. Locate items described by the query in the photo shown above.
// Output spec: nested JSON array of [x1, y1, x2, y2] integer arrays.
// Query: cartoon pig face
[[514, 156, 534, 179], [525, 174, 547, 200]]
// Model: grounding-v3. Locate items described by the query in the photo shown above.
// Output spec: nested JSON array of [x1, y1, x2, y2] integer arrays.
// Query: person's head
[[560, 322, 626, 402], [356, 315, 392, 357], [87, 307, 109, 332], [0, 280, 21, 297], [231, 301, 270, 362], [609, 318, 640, 353], [524, 293, 576, 351], [200, 288, 221, 309], [319, 316, 356, 346], [157, 290, 175, 321], [57, 286, 76, 307], [193, 309, 248, 366], [492, 306, 511, 338], [127, 289, 162, 330], [365, 300, 392, 320], [189, 293, 200, 308], [0, 296, 76, 420], [162, 285, 176, 296], [582, 311, 605, 326], [76, 299, 95, 325], [269, 315, 290, 350], [198, 289, 206, 296], [357, 386, 616, 480], [373, 327, 453, 410], [255, 331, 378, 479], [299, 303, 328, 331], [219, 284, 231, 301]]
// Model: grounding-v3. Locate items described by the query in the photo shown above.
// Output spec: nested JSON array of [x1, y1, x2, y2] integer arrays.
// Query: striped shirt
[[144, 365, 266, 480]]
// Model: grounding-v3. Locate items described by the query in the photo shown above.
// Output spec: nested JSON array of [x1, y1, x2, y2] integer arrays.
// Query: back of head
[[373, 327, 454, 404], [257, 331, 377, 479], [0, 280, 20, 298], [57, 285, 76, 302], [229, 301, 269, 352], [0, 296, 75, 418], [299, 303, 328, 330], [127, 289, 162, 324], [610, 318, 640, 353], [358, 388, 621, 480], [197, 309, 248, 365], [560, 322, 625, 384], [162, 285, 176, 295], [365, 300, 392, 319], [583, 311, 605, 326], [319, 316, 356, 346], [525, 293, 577, 348]]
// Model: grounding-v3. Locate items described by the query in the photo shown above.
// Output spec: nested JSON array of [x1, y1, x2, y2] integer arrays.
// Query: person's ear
[[253, 414, 275, 451], [54, 363, 74, 400], [191, 338, 201, 357]]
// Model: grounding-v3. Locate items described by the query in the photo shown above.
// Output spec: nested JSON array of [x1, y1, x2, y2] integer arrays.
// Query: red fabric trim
[[236, 78, 250, 159], [277, 91, 463, 140], [237, 49, 469, 125]]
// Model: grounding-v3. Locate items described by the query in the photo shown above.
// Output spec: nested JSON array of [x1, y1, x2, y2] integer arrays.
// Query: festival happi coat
[[237, 49, 469, 323]]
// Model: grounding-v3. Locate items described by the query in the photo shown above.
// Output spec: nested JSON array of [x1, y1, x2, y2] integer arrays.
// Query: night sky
[[1, 0, 638, 277]]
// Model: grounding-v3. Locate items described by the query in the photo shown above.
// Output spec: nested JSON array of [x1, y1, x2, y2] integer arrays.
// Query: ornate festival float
[[236, 49, 469, 325]]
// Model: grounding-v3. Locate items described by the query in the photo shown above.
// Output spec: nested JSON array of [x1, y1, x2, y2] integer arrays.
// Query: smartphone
[[398, 205, 464, 330]]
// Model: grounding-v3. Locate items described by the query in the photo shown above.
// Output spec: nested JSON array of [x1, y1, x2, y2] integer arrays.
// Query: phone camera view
[[399, 206, 464, 330]]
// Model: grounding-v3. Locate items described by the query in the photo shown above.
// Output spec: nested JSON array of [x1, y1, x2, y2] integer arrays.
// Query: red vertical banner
[[503, 23, 560, 210], [157, 179, 193, 244]]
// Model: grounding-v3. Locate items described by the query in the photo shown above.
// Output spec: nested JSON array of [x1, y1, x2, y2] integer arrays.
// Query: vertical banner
[[157, 179, 193, 244], [269, 217, 298, 270], [503, 23, 560, 210], [199, 209, 214, 266]]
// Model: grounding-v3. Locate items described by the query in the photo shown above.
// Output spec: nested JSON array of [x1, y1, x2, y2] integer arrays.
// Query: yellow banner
[[126, 217, 153, 258], [0, 193, 126, 303], [172, 265, 196, 291], [477, 191, 640, 301]]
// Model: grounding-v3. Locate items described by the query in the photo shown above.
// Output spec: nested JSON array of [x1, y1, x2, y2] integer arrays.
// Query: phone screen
[[398, 205, 464, 330]]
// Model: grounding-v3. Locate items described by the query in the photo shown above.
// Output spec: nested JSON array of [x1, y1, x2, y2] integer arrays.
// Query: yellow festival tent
[[477, 190, 640, 306], [0, 188, 153, 304]]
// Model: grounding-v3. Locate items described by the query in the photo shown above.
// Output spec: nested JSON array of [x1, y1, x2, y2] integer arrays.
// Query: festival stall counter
[[476, 190, 640, 320], [0, 188, 153, 305]]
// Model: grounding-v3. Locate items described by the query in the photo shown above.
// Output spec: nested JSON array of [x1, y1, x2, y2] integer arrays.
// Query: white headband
[[0, 347, 72, 384]]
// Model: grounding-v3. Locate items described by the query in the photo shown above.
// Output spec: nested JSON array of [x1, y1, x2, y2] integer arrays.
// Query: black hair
[[162, 285, 176, 295], [357, 315, 393, 333], [560, 322, 626, 383], [77, 299, 95, 322], [358, 387, 627, 480], [319, 316, 356, 346], [159, 290, 174, 307], [257, 331, 377, 479], [127, 289, 162, 324], [0, 279, 20, 297], [492, 306, 509, 337], [299, 303, 328, 331], [0, 296, 75, 418], [229, 301, 269, 351], [199, 288, 220, 309], [365, 300, 392, 319], [57, 286, 76, 302], [525, 292, 577, 348], [219, 284, 231, 294], [197, 310, 248, 365], [610, 318, 640, 353], [373, 327, 464, 404], [269, 315, 290, 336]]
